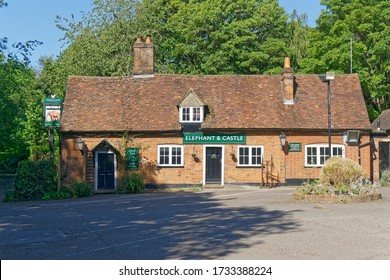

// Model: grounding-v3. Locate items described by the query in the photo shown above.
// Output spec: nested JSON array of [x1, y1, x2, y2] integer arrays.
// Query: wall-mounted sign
[[183, 133, 246, 144], [43, 97, 62, 127], [288, 142, 302, 152], [126, 148, 139, 170]]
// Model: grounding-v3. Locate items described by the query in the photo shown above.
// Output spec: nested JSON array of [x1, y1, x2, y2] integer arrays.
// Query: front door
[[97, 153, 115, 190], [205, 147, 222, 184], [379, 142, 390, 178]]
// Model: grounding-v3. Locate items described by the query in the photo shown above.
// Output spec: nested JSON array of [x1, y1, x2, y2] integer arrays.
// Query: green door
[[97, 153, 115, 190]]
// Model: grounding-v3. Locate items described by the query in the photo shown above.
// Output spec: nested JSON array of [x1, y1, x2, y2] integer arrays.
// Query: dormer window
[[178, 89, 207, 124], [180, 107, 204, 123]]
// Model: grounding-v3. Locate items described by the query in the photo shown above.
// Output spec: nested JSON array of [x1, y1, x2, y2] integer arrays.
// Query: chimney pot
[[284, 57, 291, 68], [136, 37, 143, 43], [145, 35, 152, 44]]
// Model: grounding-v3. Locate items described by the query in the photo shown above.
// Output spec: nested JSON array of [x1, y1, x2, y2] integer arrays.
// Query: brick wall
[[60, 130, 372, 189]]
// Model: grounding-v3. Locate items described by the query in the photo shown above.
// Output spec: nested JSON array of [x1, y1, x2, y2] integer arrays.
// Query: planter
[[292, 192, 382, 203]]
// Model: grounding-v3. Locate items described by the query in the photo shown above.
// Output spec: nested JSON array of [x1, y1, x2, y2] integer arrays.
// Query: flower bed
[[292, 192, 382, 203]]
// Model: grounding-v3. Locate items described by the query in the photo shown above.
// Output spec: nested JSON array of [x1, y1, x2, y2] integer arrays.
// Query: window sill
[[157, 165, 185, 168], [236, 165, 262, 168], [304, 165, 323, 168]]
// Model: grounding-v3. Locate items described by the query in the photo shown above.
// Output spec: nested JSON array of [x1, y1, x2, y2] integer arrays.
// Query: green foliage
[[119, 171, 144, 194], [4, 190, 17, 202], [0, 57, 36, 161], [70, 181, 92, 197], [379, 169, 390, 187], [301, 0, 390, 119], [0, 153, 24, 174], [13, 160, 57, 201], [42, 188, 73, 200], [296, 179, 329, 195], [53, 0, 290, 77], [320, 157, 366, 187]]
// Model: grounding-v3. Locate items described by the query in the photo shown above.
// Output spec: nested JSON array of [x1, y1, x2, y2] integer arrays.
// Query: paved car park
[[0, 186, 389, 260]]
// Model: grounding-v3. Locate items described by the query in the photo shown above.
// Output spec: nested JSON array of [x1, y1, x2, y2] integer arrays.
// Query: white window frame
[[305, 144, 345, 167], [179, 107, 204, 123], [237, 145, 264, 167], [158, 145, 184, 167]]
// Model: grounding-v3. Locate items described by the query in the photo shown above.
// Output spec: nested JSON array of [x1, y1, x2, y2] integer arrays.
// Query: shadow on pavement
[[0, 191, 301, 259]]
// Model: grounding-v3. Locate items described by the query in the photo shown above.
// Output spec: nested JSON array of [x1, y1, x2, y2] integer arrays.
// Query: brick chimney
[[133, 35, 154, 76], [281, 57, 295, 105]]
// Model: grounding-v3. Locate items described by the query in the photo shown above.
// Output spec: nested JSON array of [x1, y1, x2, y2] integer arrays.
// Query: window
[[305, 144, 344, 167], [180, 107, 203, 123], [237, 146, 263, 166], [158, 145, 184, 166]]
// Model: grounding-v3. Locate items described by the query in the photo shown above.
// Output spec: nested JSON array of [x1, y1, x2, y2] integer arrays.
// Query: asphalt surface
[[0, 186, 390, 260]]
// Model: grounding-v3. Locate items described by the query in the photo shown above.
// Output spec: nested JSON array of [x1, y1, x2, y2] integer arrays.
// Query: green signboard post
[[126, 148, 139, 170], [183, 133, 246, 144]]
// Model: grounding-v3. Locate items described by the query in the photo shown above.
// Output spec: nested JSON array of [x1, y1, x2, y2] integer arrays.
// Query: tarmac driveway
[[0, 187, 389, 260]]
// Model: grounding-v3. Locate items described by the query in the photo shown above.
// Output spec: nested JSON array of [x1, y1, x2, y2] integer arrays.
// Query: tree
[[287, 10, 310, 71], [54, 0, 290, 77], [301, 0, 390, 119], [156, 0, 289, 74], [0, 0, 48, 171]]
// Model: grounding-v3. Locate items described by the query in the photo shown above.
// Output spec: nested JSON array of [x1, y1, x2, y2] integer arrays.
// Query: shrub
[[320, 157, 366, 187], [379, 169, 390, 187], [71, 181, 92, 197], [120, 172, 144, 194], [296, 179, 329, 195], [0, 153, 25, 174], [42, 188, 73, 200], [14, 160, 57, 201]]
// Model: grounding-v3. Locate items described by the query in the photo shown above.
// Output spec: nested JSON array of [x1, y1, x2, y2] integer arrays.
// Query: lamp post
[[325, 72, 335, 160], [279, 132, 287, 185]]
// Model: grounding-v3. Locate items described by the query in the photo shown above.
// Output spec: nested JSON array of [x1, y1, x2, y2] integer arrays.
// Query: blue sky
[[0, 0, 323, 68]]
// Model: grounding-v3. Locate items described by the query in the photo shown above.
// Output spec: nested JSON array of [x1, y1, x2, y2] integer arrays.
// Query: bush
[[120, 172, 144, 194], [42, 188, 73, 200], [296, 179, 328, 195], [14, 160, 57, 201], [320, 157, 366, 187], [0, 153, 26, 174], [71, 181, 92, 197], [379, 169, 390, 187]]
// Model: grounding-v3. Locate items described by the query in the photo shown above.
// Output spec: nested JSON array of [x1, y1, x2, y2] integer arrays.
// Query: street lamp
[[325, 72, 335, 159]]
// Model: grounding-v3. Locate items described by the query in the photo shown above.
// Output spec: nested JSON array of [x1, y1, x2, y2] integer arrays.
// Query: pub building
[[59, 36, 372, 191]]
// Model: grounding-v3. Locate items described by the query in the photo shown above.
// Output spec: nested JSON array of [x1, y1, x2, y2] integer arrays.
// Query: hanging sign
[[43, 97, 62, 127], [183, 133, 246, 144], [126, 148, 139, 170]]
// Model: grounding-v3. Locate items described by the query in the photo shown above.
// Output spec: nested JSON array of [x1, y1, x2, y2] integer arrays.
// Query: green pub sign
[[183, 133, 246, 144], [126, 148, 139, 170], [43, 97, 63, 127], [288, 142, 302, 152]]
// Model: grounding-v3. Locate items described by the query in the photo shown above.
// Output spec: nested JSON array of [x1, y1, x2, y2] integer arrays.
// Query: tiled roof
[[371, 109, 390, 132], [61, 73, 371, 132]]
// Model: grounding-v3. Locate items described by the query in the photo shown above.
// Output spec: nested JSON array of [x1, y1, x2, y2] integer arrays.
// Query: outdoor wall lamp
[[346, 130, 360, 146], [76, 138, 85, 155], [279, 132, 287, 150]]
